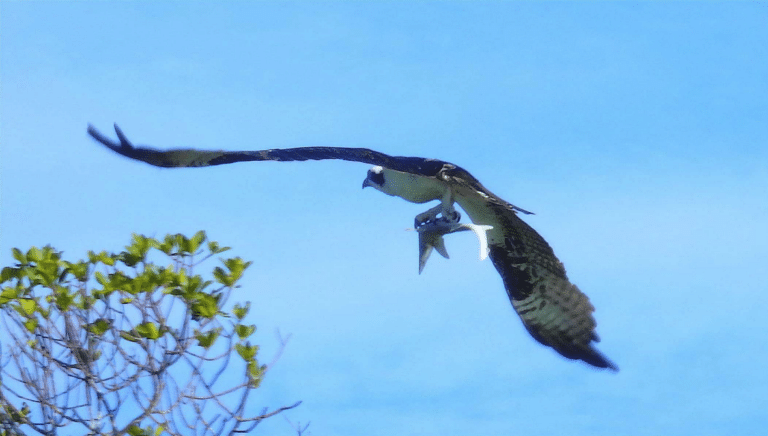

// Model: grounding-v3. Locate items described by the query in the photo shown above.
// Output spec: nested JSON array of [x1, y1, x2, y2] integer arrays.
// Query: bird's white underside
[[367, 166, 498, 272]]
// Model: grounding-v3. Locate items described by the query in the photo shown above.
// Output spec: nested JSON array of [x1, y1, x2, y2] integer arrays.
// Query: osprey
[[88, 124, 618, 371]]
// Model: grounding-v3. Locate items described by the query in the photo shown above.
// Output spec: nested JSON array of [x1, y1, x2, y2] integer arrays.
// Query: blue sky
[[2, 2, 767, 435]]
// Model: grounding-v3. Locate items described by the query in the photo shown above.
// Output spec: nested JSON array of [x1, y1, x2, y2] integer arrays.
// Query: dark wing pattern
[[441, 166, 617, 370], [88, 124, 535, 216], [89, 124, 615, 370], [87, 124, 448, 176]]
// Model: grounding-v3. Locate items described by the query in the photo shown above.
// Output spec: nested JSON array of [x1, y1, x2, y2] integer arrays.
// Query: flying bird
[[88, 124, 618, 371]]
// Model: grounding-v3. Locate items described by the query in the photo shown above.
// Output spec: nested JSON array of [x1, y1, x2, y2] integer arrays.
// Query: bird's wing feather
[[441, 167, 617, 371], [88, 124, 448, 176]]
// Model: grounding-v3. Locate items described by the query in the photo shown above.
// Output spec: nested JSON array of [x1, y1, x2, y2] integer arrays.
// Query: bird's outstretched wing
[[87, 124, 535, 215], [87, 124, 448, 176], [440, 166, 618, 370], [490, 211, 616, 370], [88, 124, 616, 370]]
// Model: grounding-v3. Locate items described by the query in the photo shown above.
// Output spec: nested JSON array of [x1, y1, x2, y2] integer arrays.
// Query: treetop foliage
[[0, 231, 300, 436]]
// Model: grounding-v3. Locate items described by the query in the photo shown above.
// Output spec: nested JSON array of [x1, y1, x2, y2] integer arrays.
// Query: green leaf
[[195, 328, 221, 349], [89, 250, 115, 266], [107, 271, 134, 294], [54, 289, 74, 311], [12, 247, 26, 263], [128, 233, 156, 261], [35, 259, 61, 287], [69, 261, 89, 282], [102, 252, 116, 266], [119, 252, 142, 267], [247, 361, 265, 388], [1, 266, 22, 283], [95, 271, 108, 286], [179, 234, 192, 254], [88, 318, 112, 335], [92, 287, 112, 300], [174, 233, 185, 250], [26, 247, 42, 263], [24, 317, 38, 333], [189, 230, 206, 253], [212, 266, 229, 286], [0, 286, 20, 305], [158, 236, 174, 255], [126, 425, 149, 436], [232, 302, 250, 320], [7, 402, 29, 423], [207, 240, 230, 254], [19, 298, 37, 315], [184, 275, 208, 294], [235, 342, 258, 361], [120, 330, 141, 343], [190, 293, 218, 320], [223, 257, 251, 285], [128, 273, 150, 295], [235, 324, 256, 340], [136, 322, 161, 340]]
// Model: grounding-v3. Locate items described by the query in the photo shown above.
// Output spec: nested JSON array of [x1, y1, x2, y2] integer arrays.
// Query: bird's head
[[362, 165, 408, 199], [362, 166, 387, 192], [362, 165, 446, 205]]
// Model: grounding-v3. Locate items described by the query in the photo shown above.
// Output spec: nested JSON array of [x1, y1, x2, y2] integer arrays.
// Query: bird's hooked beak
[[362, 166, 385, 190]]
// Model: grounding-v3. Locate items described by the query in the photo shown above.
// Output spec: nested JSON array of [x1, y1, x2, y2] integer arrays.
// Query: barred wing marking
[[436, 166, 617, 370]]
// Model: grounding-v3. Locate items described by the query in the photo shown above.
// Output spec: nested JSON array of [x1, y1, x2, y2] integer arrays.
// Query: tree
[[0, 232, 302, 435]]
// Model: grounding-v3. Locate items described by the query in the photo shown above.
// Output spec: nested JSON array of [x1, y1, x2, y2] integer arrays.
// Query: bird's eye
[[368, 170, 385, 186]]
